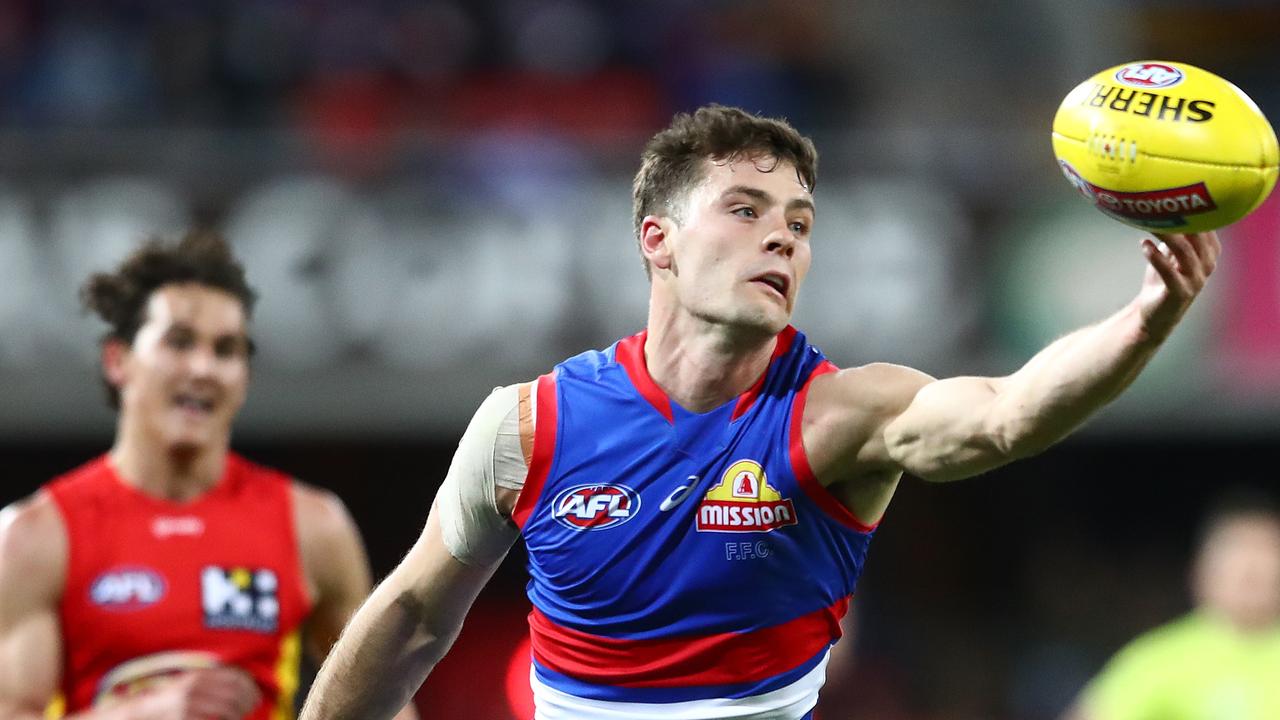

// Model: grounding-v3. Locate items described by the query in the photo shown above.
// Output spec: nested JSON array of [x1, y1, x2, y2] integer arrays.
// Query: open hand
[[1135, 231, 1221, 342]]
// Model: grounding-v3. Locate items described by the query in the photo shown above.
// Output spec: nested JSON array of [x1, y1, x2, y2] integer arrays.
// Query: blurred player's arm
[[0, 495, 66, 720], [809, 232, 1218, 503], [301, 384, 526, 720], [293, 485, 419, 720]]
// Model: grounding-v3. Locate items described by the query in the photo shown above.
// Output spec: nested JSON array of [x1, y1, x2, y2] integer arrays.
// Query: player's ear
[[640, 215, 675, 272], [101, 337, 130, 390]]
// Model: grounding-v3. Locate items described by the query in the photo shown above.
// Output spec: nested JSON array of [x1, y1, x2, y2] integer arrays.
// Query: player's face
[[110, 283, 251, 453], [663, 156, 814, 334], [1194, 515, 1280, 630]]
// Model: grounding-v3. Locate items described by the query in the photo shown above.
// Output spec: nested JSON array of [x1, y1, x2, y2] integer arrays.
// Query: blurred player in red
[[0, 233, 417, 720]]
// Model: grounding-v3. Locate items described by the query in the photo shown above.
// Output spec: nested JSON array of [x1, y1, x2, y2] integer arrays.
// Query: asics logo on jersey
[[150, 514, 205, 538], [659, 477, 698, 511], [90, 567, 167, 610], [551, 483, 641, 531]]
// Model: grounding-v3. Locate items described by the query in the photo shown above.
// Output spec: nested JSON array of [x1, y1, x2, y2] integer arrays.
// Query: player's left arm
[[813, 232, 1218, 489], [890, 231, 1218, 480], [292, 484, 420, 720]]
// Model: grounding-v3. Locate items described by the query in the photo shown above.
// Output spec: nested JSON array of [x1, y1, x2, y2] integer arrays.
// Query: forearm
[[991, 299, 1158, 456], [301, 512, 497, 720], [884, 233, 1215, 482], [992, 231, 1218, 456], [302, 577, 447, 720], [886, 300, 1160, 481]]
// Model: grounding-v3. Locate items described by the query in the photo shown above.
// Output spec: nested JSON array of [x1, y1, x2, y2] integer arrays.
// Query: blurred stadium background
[[1, 1, 1278, 718]]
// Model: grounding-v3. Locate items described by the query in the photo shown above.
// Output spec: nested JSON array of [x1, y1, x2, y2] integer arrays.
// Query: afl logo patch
[[551, 483, 641, 531], [1058, 160, 1096, 202], [1114, 62, 1184, 89], [90, 567, 167, 611]]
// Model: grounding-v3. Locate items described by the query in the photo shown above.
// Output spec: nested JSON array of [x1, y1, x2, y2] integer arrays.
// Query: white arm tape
[[436, 384, 525, 567]]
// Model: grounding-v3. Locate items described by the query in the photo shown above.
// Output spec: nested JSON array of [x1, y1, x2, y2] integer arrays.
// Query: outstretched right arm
[[301, 383, 529, 720]]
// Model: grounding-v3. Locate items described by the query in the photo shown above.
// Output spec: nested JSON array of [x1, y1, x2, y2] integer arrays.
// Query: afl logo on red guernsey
[[90, 567, 167, 611], [1114, 62, 1184, 89], [551, 483, 641, 531]]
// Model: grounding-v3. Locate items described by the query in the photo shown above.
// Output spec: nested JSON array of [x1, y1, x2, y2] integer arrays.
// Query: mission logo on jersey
[[696, 459, 798, 533]]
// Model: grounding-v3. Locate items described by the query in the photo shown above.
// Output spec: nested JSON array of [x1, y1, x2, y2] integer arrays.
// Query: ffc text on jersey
[[551, 483, 642, 531], [696, 459, 798, 533]]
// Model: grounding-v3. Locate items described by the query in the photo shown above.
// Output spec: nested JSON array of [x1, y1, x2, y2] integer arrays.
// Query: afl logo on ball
[[1114, 62, 1184, 89], [551, 484, 641, 531], [1058, 160, 1096, 202]]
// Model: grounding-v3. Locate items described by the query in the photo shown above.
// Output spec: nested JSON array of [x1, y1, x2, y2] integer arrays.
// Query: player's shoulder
[[0, 490, 67, 586], [555, 337, 631, 379], [809, 362, 937, 419], [1106, 613, 1210, 667], [227, 451, 294, 486], [453, 382, 526, 437], [478, 381, 527, 412], [289, 480, 357, 542], [44, 454, 113, 496], [1136, 612, 1227, 649]]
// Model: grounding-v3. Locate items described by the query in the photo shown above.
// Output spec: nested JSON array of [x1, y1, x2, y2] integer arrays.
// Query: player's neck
[[644, 311, 777, 413], [109, 425, 227, 503]]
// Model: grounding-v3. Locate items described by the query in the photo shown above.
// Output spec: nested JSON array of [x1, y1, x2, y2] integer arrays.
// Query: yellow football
[[1052, 60, 1278, 233]]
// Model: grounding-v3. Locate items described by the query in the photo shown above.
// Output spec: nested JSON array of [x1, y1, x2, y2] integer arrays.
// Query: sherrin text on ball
[[1052, 60, 1278, 233]]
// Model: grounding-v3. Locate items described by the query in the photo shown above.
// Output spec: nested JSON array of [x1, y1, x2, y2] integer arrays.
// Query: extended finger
[[189, 695, 242, 720], [1199, 230, 1222, 271], [208, 666, 260, 692], [224, 671, 262, 715], [1174, 230, 1218, 270], [1142, 237, 1188, 295], [235, 681, 262, 718], [189, 692, 256, 720], [1152, 233, 1202, 279], [195, 670, 261, 712]]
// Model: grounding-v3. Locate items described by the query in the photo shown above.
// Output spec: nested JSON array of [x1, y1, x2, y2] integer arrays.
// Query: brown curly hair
[[80, 230, 258, 409], [631, 104, 818, 277]]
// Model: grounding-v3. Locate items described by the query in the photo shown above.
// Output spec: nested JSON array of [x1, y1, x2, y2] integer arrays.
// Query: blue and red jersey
[[513, 326, 877, 718]]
